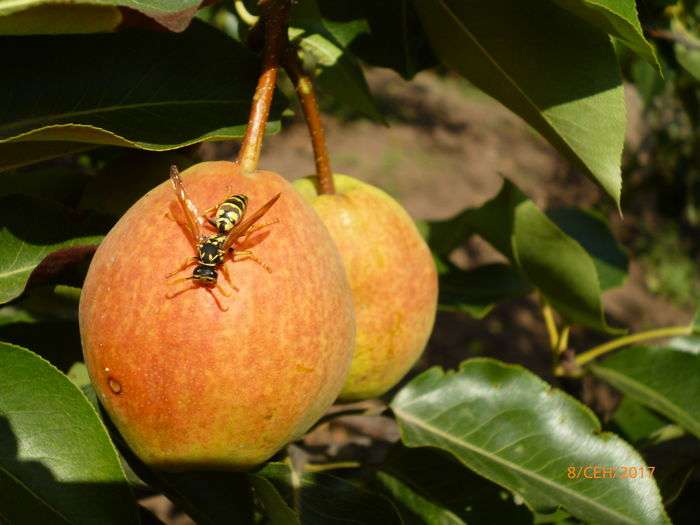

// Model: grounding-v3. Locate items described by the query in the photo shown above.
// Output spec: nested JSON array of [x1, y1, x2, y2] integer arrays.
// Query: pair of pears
[[79, 161, 437, 470]]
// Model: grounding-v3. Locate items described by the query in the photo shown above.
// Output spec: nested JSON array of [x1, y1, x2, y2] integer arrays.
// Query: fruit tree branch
[[238, 0, 290, 175], [282, 46, 335, 194]]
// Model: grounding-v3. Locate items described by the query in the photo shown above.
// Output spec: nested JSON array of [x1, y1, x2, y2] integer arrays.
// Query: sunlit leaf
[[0, 196, 105, 304], [0, 342, 138, 524], [392, 358, 669, 525], [414, 0, 625, 203]]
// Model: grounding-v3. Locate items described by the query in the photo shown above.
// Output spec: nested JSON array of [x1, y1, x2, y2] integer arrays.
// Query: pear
[[294, 174, 437, 400]]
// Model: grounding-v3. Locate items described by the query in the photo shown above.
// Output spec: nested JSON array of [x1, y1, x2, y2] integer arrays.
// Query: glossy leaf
[[392, 358, 669, 525], [0, 195, 105, 305], [550, 0, 659, 69], [0, 342, 138, 524], [414, 0, 625, 203], [350, 0, 437, 79], [0, 22, 283, 153], [590, 343, 700, 439], [0, 0, 201, 33], [377, 445, 530, 524], [255, 462, 402, 524], [547, 207, 628, 290], [438, 263, 532, 318]]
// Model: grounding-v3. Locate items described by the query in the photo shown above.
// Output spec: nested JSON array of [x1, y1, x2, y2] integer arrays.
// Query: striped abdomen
[[215, 194, 248, 233]]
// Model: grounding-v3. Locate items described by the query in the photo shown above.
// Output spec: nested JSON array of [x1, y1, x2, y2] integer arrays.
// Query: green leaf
[[292, 0, 369, 48], [0, 0, 201, 33], [0, 4, 122, 34], [0, 195, 105, 305], [672, 17, 700, 82], [0, 342, 138, 524], [392, 358, 669, 525], [438, 263, 532, 318], [255, 462, 402, 524], [377, 445, 531, 524], [546, 207, 628, 291], [549, 0, 659, 70], [590, 344, 700, 439], [251, 475, 301, 524], [414, 0, 625, 204], [0, 21, 283, 153], [610, 397, 668, 444], [295, 31, 384, 122], [350, 0, 437, 79]]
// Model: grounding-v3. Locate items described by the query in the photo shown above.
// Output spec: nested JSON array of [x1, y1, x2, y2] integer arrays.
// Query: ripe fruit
[[293, 174, 438, 400], [80, 161, 355, 470]]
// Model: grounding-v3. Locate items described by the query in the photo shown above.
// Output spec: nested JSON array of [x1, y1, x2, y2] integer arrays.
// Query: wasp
[[165, 165, 280, 310]]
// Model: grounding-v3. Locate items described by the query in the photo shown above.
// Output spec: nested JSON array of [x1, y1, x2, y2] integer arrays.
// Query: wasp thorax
[[193, 265, 218, 283]]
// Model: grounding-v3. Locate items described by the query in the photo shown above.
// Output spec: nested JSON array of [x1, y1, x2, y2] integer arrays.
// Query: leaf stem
[[234, 0, 259, 26], [282, 46, 335, 194], [304, 461, 361, 473], [556, 325, 570, 355], [575, 326, 693, 366], [540, 299, 558, 350], [237, 0, 290, 176]]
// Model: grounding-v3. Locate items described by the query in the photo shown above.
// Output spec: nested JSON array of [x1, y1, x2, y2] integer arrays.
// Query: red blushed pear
[[293, 174, 438, 401], [79, 161, 355, 471]]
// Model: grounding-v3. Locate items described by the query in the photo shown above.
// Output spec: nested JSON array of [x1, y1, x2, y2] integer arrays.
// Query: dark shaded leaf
[[0, 196, 105, 304], [377, 445, 531, 524], [547, 207, 628, 291], [0, 166, 91, 206], [255, 462, 402, 524], [0, 22, 283, 153], [350, 0, 437, 79], [591, 343, 700, 438], [414, 0, 625, 203], [550, 0, 659, 69], [392, 358, 669, 525], [0, 342, 138, 524], [0, 142, 94, 172], [251, 475, 301, 524], [438, 263, 532, 318], [79, 150, 195, 218], [610, 397, 668, 445]]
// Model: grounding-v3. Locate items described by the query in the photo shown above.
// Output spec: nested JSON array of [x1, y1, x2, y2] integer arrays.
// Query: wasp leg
[[233, 250, 272, 273], [220, 263, 240, 293], [166, 257, 198, 279], [165, 280, 196, 299], [205, 287, 228, 311]]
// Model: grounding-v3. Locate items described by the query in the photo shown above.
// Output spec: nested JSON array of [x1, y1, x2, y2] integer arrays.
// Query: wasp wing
[[222, 192, 281, 252], [169, 165, 202, 243]]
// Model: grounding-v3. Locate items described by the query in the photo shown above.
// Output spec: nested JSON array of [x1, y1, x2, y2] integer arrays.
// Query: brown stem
[[282, 46, 335, 194], [237, 0, 290, 175]]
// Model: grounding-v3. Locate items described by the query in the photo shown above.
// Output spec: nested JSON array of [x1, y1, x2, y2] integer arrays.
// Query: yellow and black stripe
[[215, 194, 248, 233]]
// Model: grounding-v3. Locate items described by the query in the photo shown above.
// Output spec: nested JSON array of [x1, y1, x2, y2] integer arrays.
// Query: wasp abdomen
[[216, 195, 248, 233]]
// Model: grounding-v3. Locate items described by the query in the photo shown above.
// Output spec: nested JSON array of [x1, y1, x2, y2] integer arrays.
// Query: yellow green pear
[[294, 174, 438, 400]]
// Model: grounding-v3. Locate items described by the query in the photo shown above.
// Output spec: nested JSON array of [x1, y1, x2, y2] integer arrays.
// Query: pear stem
[[282, 46, 335, 194], [237, 0, 290, 176]]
